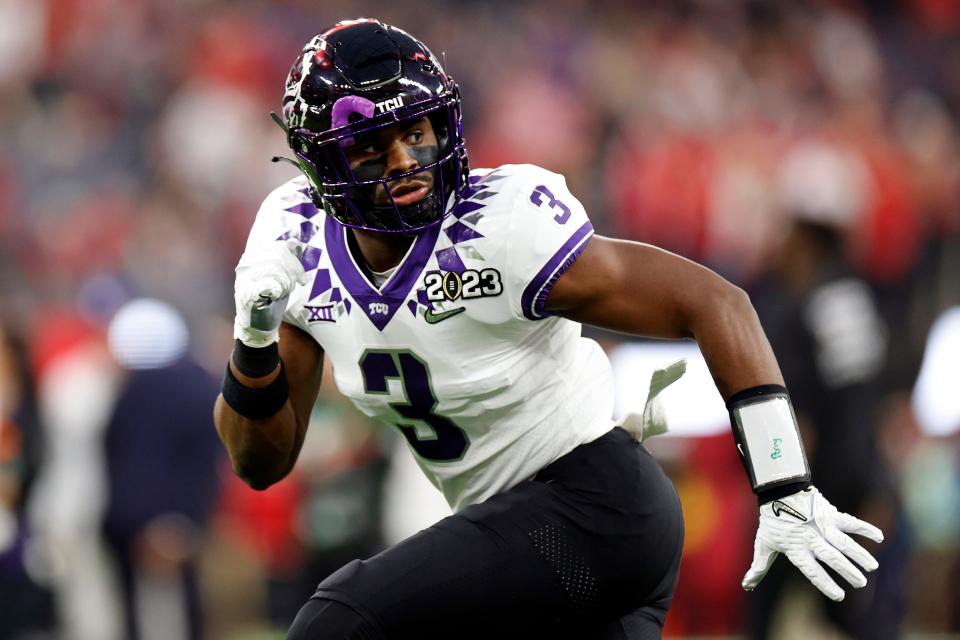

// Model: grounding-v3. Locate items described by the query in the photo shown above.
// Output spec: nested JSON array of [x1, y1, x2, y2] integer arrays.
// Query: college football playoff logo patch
[[423, 269, 503, 302]]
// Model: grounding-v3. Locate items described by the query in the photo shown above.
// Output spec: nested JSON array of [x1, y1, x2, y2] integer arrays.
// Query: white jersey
[[238, 164, 615, 510]]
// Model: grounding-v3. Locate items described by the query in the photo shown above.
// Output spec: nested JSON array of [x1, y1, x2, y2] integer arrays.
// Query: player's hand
[[743, 486, 883, 602], [234, 239, 308, 348]]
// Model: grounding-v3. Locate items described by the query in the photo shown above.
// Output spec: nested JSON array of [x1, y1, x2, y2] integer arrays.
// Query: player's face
[[343, 116, 438, 208]]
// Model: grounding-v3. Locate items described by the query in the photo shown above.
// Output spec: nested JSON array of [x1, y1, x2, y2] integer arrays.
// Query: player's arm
[[545, 235, 781, 399], [546, 236, 883, 602], [214, 323, 323, 490], [213, 234, 316, 490]]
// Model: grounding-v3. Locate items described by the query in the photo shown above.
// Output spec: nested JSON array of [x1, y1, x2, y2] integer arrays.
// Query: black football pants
[[288, 428, 684, 639]]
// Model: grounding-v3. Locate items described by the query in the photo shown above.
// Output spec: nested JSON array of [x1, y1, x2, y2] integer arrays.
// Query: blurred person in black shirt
[[749, 141, 903, 639], [102, 299, 223, 640]]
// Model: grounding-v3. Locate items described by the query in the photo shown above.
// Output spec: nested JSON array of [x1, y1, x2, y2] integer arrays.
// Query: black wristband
[[727, 384, 812, 502], [725, 384, 788, 410], [756, 479, 812, 504], [232, 339, 280, 378], [221, 361, 289, 420]]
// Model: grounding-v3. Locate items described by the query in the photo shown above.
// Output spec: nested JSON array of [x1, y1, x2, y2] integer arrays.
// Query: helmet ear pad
[[429, 111, 450, 150], [426, 110, 465, 209]]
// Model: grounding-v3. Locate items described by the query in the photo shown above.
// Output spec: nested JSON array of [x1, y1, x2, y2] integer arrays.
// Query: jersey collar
[[324, 215, 440, 331]]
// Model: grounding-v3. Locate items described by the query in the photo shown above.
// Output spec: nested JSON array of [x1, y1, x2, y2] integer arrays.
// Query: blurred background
[[1, 0, 959, 638]]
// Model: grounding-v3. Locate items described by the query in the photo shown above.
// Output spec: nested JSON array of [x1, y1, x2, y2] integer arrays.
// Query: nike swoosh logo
[[424, 306, 466, 324], [771, 500, 808, 522]]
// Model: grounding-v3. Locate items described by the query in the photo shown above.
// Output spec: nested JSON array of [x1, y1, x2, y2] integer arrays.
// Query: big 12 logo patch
[[424, 269, 502, 302]]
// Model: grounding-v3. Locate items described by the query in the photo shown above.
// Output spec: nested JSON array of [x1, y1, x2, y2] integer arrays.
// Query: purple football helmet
[[281, 19, 469, 233]]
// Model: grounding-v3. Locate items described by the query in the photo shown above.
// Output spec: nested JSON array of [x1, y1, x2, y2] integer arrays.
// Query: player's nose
[[385, 139, 418, 177]]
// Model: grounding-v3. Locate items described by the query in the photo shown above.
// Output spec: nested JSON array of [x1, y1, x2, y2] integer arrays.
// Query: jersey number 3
[[530, 185, 571, 224], [360, 349, 470, 461]]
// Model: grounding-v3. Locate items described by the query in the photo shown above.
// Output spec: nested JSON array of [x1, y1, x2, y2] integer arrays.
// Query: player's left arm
[[546, 236, 884, 602], [546, 235, 781, 399]]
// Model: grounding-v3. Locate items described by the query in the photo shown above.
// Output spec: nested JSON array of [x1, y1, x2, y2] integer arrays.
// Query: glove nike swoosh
[[771, 500, 808, 522]]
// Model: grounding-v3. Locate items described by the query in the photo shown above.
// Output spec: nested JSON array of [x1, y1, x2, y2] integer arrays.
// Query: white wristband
[[729, 390, 810, 492]]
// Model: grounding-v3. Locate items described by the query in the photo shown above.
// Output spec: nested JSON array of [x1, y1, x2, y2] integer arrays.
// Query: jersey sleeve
[[498, 165, 595, 321], [235, 177, 316, 330]]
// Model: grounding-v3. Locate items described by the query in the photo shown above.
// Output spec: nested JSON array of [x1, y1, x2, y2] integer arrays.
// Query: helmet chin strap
[[269, 111, 289, 134], [269, 112, 305, 171], [271, 156, 300, 169]]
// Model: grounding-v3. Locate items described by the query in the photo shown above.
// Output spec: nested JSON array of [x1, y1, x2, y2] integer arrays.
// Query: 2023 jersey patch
[[424, 269, 502, 302]]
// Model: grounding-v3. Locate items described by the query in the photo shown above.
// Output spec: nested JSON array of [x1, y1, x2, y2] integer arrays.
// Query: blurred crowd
[[1, 0, 959, 638]]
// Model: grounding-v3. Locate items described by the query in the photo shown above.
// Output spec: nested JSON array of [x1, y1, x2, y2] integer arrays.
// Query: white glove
[[233, 239, 308, 348], [743, 486, 884, 601]]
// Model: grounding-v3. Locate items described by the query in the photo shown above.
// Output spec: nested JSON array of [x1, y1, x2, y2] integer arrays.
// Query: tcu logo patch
[[368, 302, 390, 315], [375, 96, 404, 113], [424, 269, 503, 302]]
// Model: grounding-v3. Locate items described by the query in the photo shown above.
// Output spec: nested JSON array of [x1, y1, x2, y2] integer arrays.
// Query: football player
[[214, 19, 884, 640]]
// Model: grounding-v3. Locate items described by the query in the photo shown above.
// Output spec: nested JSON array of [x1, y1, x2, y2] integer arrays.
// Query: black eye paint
[[351, 144, 439, 182], [352, 155, 387, 182], [405, 144, 439, 168]]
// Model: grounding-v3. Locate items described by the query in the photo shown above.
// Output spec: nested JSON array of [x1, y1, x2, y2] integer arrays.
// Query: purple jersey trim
[[324, 215, 441, 331], [520, 221, 594, 321]]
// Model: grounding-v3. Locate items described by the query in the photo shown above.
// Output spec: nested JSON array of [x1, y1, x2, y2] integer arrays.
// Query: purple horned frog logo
[[330, 95, 376, 146]]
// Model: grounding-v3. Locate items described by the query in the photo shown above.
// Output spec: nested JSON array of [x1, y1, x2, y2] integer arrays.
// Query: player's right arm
[[213, 184, 321, 490], [214, 322, 324, 490]]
